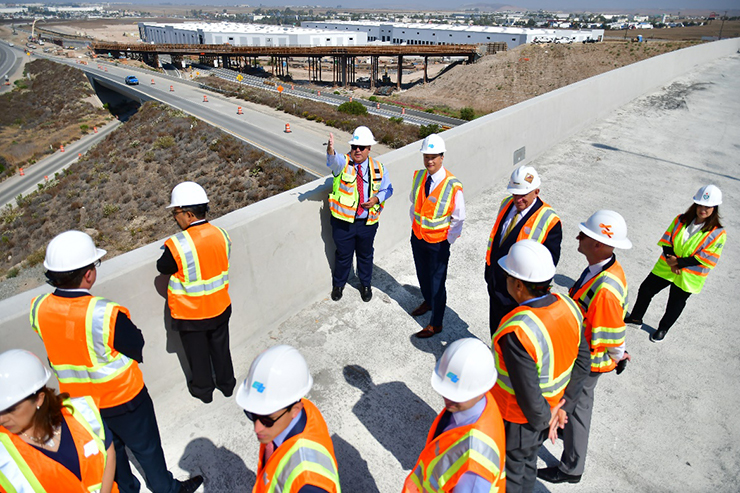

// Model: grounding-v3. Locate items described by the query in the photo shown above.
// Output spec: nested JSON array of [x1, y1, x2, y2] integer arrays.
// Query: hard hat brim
[[497, 255, 555, 283], [235, 375, 313, 416], [578, 223, 633, 249], [430, 366, 496, 403], [43, 247, 106, 272], [693, 198, 722, 207]]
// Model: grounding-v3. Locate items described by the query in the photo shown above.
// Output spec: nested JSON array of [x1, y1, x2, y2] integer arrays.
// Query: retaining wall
[[1, 38, 738, 396]]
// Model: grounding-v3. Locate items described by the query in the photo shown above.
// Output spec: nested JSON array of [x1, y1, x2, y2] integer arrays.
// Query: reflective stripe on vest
[[578, 274, 627, 347], [427, 431, 501, 491], [486, 197, 559, 266], [167, 227, 231, 297], [328, 156, 385, 225], [0, 435, 44, 492], [495, 295, 582, 398], [30, 297, 135, 386], [267, 440, 339, 493]]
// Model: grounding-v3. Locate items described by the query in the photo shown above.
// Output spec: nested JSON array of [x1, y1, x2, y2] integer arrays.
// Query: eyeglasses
[[93, 260, 101, 268], [171, 209, 185, 217], [243, 404, 294, 427], [351, 145, 368, 151]]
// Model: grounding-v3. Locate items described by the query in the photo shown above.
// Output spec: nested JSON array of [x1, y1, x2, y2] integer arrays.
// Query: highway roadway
[[53, 56, 335, 177], [0, 121, 121, 208], [0, 42, 22, 93]]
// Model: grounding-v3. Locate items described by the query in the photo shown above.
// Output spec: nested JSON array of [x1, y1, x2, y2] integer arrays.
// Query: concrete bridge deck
[[157, 52, 740, 491], [1, 42, 738, 492]]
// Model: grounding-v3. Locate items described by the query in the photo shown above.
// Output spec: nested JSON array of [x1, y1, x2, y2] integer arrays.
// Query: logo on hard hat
[[703, 192, 710, 200], [525, 173, 534, 184], [599, 223, 614, 238], [429, 143, 434, 149], [446, 371, 459, 383], [252, 381, 266, 393], [353, 135, 359, 140]]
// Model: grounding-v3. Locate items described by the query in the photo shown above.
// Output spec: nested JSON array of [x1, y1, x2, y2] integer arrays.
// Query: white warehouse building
[[138, 22, 368, 47], [301, 21, 604, 49]]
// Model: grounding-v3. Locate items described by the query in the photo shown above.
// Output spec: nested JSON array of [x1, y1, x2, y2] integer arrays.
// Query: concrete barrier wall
[[2, 38, 738, 395]]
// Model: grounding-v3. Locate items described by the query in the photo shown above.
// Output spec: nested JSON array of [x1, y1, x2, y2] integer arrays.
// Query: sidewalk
[[149, 54, 740, 492]]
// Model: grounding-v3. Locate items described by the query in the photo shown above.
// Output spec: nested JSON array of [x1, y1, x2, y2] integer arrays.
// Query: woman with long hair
[[0, 349, 117, 492], [625, 185, 727, 342]]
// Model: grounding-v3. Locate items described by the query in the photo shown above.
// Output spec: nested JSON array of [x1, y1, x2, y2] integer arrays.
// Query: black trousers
[[411, 234, 450, 327], [504, 420, 548, 493], [331, 216, 379, 288], [178, 313, 236, 402], [630, 272, 692, 332], [106, 393, 178, 493]]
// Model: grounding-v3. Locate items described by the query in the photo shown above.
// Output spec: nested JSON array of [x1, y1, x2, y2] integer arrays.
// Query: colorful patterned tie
[[357, 163, 365, 216]]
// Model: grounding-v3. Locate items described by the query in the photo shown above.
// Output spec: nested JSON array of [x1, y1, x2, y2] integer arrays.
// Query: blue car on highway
[[124, 75, 139, 85]]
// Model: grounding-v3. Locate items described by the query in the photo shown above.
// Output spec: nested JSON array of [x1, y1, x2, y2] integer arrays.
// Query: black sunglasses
[[351, 145, 368, 151], [243, 402, 297, 427]]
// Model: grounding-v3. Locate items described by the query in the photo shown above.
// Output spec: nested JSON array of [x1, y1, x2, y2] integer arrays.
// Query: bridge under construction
[[90, 42, 506, 89]]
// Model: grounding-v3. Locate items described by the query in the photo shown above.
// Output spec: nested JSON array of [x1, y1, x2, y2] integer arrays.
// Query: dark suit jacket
[[484, 196, 563, 306]]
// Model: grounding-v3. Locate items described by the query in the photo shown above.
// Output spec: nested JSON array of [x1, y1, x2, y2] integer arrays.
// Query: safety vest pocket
[[341, 171, 357, 183], [338, 194, 356, 207]]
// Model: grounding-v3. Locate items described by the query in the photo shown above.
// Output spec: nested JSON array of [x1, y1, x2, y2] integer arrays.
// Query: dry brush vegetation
[[0, 59, 113, 179], [0, 101, 310, 277]]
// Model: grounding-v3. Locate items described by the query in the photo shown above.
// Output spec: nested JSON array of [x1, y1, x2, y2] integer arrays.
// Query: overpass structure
[[90, 41, 498, 89], [2, 39, 739, 491]]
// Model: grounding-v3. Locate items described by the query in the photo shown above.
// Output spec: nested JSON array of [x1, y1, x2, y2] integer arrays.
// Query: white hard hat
[[235, 345, 313, 415], [431, 338, 497, 403], [507, 166, 541, 195], [498, 239, 556, 283], [167, 181, 209, 209], [419, 134, 446, 154], [44, 230, 106, 272], [348, 126, 377, 146], [693, 184, 722, 207], [579, 210, 632, 249], [0, 349, 52, 412]]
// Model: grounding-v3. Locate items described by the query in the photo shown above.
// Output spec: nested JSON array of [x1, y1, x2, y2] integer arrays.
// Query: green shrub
[[419, 124, 441, 138], [389, 117, 404, 124], [153, 136, 176, 149], [460, 107, 475, 121], [6, 267, 19, 278], [80, 124, 89, 133], [337, 101, 368, 116], [368, 96, 378, 102]]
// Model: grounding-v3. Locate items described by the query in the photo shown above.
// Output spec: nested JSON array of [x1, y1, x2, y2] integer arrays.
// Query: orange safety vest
[[29, 294, 144, 409], [486, 196, 560, 265], [0, 397, 119, 493], [165, 222, 231, 320], [403, 393, 506, 493], [653, 215, 726, 294], [491, 294, 583, 424], [328, 155, 386, 225], [254, 399, 341, 493], [569, 259, 628, 373], [411, 169, 463, 244]]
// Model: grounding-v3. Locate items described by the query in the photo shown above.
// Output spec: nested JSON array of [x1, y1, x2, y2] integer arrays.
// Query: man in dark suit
[[484, 165, 563, 336]]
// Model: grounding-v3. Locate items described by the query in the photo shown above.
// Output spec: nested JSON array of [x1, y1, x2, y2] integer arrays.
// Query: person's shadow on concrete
[[343, 364, 437, 471], [154, 271, 192, 383], [332, 434, 381, 493], [296, 178, 335, 276], [179, 437, 255, 492], [553, 273, 576, 291]]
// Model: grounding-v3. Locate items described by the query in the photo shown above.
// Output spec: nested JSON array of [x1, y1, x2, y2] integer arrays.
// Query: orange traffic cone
[[60, 145, 65, 152], [203, 95, 208, 102], [151, 79, 155, 84], [291, 84, 294, 90], [284, 123, 292, 133], [376, 103, 380, 109], [170, 85, 174, 92], [78, 153, 82, 158], [44, 175, 48, 182], [402, 108, 406, 115], [93, 127, 98, 133], [317, 91, 321, 96], [19, 168, 24, 176], [349, 97, 353, 102], [237, 106, 243, 115]]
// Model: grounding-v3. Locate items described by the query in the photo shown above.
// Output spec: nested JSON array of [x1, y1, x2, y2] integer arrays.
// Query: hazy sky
[[110, 0, 738, 13]]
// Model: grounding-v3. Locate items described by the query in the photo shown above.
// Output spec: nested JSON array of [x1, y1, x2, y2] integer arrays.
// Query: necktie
[[264, 441, 276, 463], [501, 212, 520, 243], [570, 267, 591, 295], [356, 163, 365, 215], [425, 175, 433, 197]]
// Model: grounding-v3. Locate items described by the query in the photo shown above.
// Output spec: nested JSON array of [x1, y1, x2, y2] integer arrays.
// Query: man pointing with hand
[[326, 127, 393, 303]]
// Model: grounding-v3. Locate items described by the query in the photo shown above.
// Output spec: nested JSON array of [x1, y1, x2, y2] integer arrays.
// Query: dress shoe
[[410, 301, 431, 317], [415, 325, 442, 338], [537, 467, 581, 484], [178, 475, 204, 493], [624, 315, 643, 325], [331, 285, 343, 301], [360, 285, 372, 302], [650, 328, 668, 342]]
